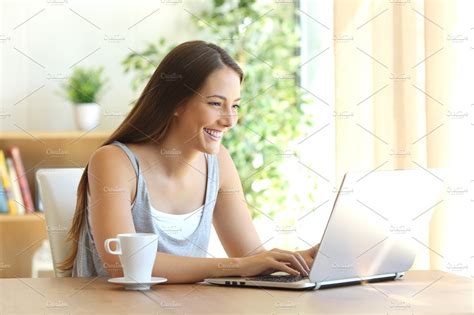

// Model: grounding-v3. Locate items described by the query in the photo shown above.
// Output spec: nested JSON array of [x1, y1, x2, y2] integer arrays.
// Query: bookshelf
[[0, 131, 111, 209], [0, 213, 47, 277], [0, 131, 110, 277]]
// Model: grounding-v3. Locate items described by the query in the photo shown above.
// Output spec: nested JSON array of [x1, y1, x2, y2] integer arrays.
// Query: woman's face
[[175, 66, 241, 155]]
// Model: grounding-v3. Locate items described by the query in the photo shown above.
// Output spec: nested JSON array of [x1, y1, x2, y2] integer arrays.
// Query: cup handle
[[104, 238, 122, 255]]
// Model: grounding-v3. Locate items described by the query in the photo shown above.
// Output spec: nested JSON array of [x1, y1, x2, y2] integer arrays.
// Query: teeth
[[204, 128, 222, 138]]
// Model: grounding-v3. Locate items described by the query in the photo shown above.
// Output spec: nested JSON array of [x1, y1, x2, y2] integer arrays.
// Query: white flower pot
[[74, 103, 100, 131]]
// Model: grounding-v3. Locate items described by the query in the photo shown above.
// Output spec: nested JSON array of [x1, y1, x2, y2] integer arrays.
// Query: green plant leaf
[[61, 66, 107, 104]]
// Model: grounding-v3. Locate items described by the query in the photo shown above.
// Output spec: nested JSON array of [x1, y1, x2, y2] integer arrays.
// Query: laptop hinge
[[314, 273, 399, 290]]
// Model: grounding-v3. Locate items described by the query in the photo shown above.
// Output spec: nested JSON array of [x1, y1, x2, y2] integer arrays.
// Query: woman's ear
[[174, 101, 188, 117]]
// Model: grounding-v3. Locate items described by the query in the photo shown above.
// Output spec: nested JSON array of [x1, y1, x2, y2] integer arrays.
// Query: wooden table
[[0, 270, 471, 314]]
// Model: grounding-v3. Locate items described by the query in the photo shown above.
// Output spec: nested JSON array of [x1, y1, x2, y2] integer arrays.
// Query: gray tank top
[[72, 140, 219, 277]]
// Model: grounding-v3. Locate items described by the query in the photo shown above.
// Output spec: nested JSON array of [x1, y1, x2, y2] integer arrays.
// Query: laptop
[[205, 169, 445, 290]]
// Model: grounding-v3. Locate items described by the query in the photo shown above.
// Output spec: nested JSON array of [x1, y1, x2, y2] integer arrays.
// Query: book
[[8, 146, 35, 213], [0, 170, 8, 213], [6, 158, 25, 215], [0, 150, 18, 214]]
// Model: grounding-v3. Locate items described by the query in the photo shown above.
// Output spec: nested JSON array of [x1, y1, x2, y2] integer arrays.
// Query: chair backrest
[[36, 168, 84, 277]]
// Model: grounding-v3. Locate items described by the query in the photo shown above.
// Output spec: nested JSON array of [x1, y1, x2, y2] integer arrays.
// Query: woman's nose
[[218, 108, 237, 127]]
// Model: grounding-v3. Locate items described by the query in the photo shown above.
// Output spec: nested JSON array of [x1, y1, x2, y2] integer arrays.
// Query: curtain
[[333, 0, 473, 272]]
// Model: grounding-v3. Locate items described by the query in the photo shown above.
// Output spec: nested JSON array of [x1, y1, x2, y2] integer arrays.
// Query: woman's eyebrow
[[206, 94, 241, 101]]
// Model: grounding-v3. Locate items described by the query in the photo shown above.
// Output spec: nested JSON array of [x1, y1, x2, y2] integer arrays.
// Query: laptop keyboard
[[245, 274, 305, 283]]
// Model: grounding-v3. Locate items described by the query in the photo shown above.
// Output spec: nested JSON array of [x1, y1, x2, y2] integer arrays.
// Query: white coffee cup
[[104, 233, 158, 283]]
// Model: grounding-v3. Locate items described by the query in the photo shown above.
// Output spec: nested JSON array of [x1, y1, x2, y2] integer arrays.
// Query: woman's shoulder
[[216, 144, 238, 190], [90, 143, 128, 163], [88, 143, 136, 180]]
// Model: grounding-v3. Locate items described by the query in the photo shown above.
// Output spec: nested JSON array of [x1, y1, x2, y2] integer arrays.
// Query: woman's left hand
[[296, 243, 320, 268]]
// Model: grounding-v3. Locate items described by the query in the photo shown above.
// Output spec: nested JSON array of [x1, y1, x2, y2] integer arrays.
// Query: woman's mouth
[[203, 128, 223, 141]]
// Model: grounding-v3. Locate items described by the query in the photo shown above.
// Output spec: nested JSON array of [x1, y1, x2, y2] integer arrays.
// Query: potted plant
[[62, 66, 107, 130]]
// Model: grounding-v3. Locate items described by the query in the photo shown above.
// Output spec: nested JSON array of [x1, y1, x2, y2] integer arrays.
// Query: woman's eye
[[233, 104, 240, 109], [208, 102, 221, 107]]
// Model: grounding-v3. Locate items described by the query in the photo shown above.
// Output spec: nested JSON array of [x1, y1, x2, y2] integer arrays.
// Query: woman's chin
[[200, 140, 221, 155]]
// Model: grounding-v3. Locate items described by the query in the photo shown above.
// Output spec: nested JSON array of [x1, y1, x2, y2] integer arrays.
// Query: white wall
[[0, 0, 208, 132]]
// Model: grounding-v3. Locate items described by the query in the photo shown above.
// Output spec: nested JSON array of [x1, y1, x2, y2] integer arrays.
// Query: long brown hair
[[59, 40, 244, 271]]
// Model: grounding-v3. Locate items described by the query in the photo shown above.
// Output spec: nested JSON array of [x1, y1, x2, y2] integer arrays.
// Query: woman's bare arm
[[213, 145, 313, 272], [213, 144, 265, 257], [151, 253, 242, 283], [88, 145, 137, 277]]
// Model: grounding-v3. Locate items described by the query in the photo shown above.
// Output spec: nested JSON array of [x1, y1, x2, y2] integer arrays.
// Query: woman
[[61, 40, 318, 283]]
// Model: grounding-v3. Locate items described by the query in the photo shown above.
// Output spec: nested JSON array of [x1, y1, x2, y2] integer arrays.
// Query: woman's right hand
[[237, 248, 311, 278]]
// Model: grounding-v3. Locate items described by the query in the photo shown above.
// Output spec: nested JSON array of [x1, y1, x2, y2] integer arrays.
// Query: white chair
[[36, 168, 84, 277]]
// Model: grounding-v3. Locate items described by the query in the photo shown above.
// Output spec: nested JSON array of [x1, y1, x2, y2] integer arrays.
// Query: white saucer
[[108, 277, 168, 291]]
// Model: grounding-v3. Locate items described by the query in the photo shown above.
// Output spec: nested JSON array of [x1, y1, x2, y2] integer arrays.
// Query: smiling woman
[[58, 40, 317, 283]]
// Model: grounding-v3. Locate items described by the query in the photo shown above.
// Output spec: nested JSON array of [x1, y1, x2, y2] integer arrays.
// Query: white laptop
[[205, 169, 445, 290]]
